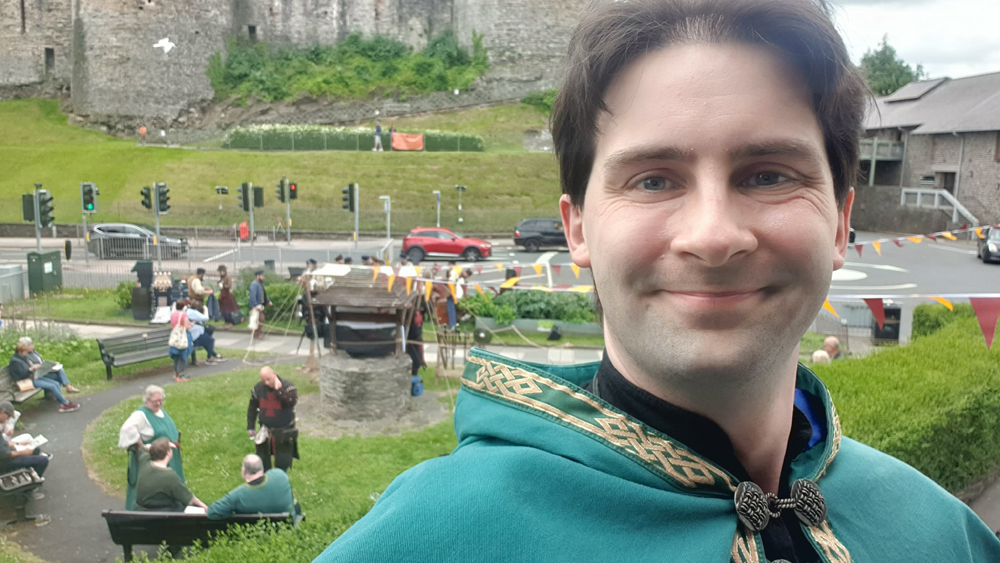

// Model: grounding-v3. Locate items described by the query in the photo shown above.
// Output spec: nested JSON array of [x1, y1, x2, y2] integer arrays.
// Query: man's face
[[260, 369, 276, 388], [562, 43, 851, 387], [256, 274, 264, 282]]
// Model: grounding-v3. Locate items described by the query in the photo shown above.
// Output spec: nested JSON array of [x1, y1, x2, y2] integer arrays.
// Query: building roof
[[865, 71, 1000, 134]]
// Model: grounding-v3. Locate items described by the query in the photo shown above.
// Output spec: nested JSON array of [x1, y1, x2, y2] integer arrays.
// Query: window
[[248, 25, 257, 42], [44, 48, 54, 76]]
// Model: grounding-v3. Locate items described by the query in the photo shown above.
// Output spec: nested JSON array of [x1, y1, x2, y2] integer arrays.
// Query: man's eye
[[638, 177, 671, 191], [744, 172, 789, 187]]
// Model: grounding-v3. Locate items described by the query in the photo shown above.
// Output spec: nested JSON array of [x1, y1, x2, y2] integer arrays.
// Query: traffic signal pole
[[354, 183, 360, 255], [153, 184, 162, 269], [249, 182, 255, 264], [285, 179, 292, 245], [33, 184, 41, 251]]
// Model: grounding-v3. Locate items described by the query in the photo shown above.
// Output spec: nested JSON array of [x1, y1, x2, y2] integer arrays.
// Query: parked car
[[977, 226, 1000, 263], [514, 218, 567, 253], [88, 223, 188, 260], [402, 227, 492, 262]]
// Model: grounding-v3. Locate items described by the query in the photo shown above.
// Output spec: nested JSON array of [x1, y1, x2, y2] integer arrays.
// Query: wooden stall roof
[[310, 268, 420, 309]]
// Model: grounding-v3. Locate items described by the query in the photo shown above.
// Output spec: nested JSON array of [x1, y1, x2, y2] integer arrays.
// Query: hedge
[[813, 316, 1000, 493], [911, 302, 976, 339], [222, 124, 485, 152], [459, 290, 596, 325]]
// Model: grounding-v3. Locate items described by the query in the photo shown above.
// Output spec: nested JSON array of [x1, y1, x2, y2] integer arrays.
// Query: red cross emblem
[[260, 392, 281, 417]]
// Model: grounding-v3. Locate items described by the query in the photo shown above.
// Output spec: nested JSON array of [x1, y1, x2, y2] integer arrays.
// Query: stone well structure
[[319, 353, 412, 421]]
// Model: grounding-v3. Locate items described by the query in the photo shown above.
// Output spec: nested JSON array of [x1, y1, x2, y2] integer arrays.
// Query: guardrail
[[899, 188, 979, 226], [859, 138, 905, 161]]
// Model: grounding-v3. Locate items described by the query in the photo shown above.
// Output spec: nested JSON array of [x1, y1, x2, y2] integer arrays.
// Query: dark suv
[[514, 218, 566, 253]]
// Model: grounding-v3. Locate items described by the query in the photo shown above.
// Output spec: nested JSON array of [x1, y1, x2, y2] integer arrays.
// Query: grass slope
[[1, 100, 559, 232]]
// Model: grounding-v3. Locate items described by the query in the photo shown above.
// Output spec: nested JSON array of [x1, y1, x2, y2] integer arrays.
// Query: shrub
[[231, 270, 302, 325], [222, 124, 485, 152], [911, 302, 976, 339], [0, 329, 97, 363], [459, 290, 596, 324], [114, 280, 134, 310], [521, 89, 558, 114]]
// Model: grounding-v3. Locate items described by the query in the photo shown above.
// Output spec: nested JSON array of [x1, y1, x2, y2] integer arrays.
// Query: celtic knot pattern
[[730, 526, 760, 563], [809, 520, 852, 563]]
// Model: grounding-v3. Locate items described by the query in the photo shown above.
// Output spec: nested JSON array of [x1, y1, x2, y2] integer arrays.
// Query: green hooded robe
[[315, 348, 1000, 562], [125, 406, 184, 511]]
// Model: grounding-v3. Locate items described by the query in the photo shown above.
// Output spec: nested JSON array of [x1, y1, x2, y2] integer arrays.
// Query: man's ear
[[833, 188, 854, 271], [560, 194, 591, 268]]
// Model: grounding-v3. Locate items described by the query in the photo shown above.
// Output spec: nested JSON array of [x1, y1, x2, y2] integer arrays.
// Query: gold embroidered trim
[[816, 404, 843, 480], [730, 527, 760, 563], [809, 520, 852, 563], [464, 356, 737, 493]]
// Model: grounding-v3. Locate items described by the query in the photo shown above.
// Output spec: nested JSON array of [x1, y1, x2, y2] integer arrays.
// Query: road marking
[[831, 269, 867, 282], [927, 245, 977, 256], [204, 249, 236, 262], [843, 262, 910, 273], [536, 251, 557, 288], [829, 283, 917, 291]]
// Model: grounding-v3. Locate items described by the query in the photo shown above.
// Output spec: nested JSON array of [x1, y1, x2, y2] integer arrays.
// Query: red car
[[403, 227, 493, 262]]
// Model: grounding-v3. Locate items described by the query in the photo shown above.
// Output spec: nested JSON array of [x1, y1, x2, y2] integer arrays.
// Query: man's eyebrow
[[728, 141, 826, 164], [602, 145, 694, 174]]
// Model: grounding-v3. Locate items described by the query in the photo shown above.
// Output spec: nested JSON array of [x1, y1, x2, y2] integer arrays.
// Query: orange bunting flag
[[405, 277, 413, 295], [414, 266, 423, 277], [863, 298, 885, 330], [570, 264, 581, 278], [871, 241, 882, 255], [969, 298, 1000, 349], [386, 275, 396, 292], [495, 263, 504, 272], [823, 299, 839, 318], [930, 296, 954, 311], [425, 280, 433, 301], [976, 228, 985, 239], [448, 283, 457, 300], [569, 286, 594, 293], [942, 232, 957, 241], [907, 236, 923, 244], [532, 264, 544, 276], [476, 285, 486, 298], [500, 277, 520, 289], [452, 266, 462, 276], [372, 268, 380, 282]]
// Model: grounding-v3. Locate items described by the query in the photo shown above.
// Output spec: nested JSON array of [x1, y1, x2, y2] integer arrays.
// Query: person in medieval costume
[[248, 367, 298, 471], [314, 1, 1000, 562], [118, 385, 184, 511]]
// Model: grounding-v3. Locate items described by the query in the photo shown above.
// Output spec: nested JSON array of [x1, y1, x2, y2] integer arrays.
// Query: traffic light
[[155, 183, 170, 215], [288, 182, 297, 200], [141, 186, 153, 210], [342, 184, 356, 212], [275, 179, 286, 203], [253, 186, 264, 208], [22, 194, 35, 222], [237, 183, 250, 212], [81, 182, 99, 214], [37, 190, 54, 228]]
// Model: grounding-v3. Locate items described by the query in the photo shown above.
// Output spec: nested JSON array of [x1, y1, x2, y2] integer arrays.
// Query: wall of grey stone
[[319, 353, 412, 420], [0, 0, 73, 87], [851, 185, 954, 234], [902, 132, 1000, 225]]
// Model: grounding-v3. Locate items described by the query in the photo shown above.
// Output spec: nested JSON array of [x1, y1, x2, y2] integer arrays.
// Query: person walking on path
[[248, 271, 271, 340], [118, 385, 185, 511], [217, 265, 240, 329], [373, 120, 383, 152], [168, 301, 194, 382], [248, 367, 298, 472], [207, 454, 295, 519]]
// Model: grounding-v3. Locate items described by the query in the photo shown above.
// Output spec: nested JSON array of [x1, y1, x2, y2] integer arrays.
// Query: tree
[[860, 35, 927, 96]]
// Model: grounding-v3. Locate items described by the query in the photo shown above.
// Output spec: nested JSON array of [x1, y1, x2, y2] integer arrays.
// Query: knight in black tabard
[[247, 366, 299, 471]]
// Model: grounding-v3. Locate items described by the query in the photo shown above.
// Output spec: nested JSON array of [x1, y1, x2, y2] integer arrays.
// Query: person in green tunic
[[135, 438, 206, 512], [315, 1, 1000, 562], [206, 454, 295, 520], [118, 385, 185, 511]]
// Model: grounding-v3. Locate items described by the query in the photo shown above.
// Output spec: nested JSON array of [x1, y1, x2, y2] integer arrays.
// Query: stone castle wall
[[1, 0, 584, 120]]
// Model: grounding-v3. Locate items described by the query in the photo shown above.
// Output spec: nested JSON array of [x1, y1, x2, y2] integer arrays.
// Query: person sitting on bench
[[135, 438, 207, 512], [0, 401, 48, 499], [22, 337, 81, 396], [8, 340, 80, 413], [207, 454, 295, 520]]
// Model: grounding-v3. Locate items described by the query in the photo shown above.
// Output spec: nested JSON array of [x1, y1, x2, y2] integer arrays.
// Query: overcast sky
[[830, 0, 1000, 79]]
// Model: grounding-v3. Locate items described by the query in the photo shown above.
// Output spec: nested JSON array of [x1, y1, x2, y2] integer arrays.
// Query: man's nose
[[669, 184, 757, 268]]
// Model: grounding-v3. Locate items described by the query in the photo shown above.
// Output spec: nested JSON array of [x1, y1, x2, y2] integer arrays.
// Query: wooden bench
[[102, 510, 290, 561], [97, 329, 205, 380], [0, 366, 44, 404]]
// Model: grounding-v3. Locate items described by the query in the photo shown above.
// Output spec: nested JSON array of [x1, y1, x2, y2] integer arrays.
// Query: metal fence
[[222, 130, 488, 152]]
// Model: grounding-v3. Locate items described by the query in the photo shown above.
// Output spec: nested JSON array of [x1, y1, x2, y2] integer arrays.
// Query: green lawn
[[0, 99, 559, 233]]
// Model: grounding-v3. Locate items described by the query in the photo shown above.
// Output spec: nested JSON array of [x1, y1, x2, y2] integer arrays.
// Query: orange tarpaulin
[[391, 133, 425, 151]]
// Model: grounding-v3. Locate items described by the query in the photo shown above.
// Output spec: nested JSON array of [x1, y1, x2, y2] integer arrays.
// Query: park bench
[[102, 509, 291, 561], [0, 366, 44, 404], [0, 468, 47, 527], [97, 329, 204, 380]]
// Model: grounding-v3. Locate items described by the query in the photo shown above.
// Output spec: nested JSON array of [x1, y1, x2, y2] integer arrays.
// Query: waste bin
[[26, 251, 62, 295], [872, 304, 902, 345], [132, 260, 153, 288], [132, 286, 152, 321]]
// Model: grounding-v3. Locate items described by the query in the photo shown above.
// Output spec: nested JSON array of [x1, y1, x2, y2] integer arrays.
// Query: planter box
[[475, 317, 603, 336]]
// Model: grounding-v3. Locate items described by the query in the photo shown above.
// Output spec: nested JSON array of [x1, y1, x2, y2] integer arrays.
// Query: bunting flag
[[871, 241, 882, 256], [863, 298, 885, 329], [532, 264, 544, 276], [386, 275, 396, 292], [414, 266, 422, 277], [931, 296, 953, 311], [976, 228, 985, 239], [495, 263, 504, 272], [425, 280, 433, 301], [854, 244, 863, 258], [907, 236, 923, 244], [476, 285, 486, 298], [405, 277, 413, 295], [969, 298, 1000, 349], [569, 286, 594, 293], [475, 265, 483, 274], [926, 234, 937, 241], [372, 268, 380, 282], [942, 232, 957, 241], [500, 277, 520, 289], [513, 266, 522, 277], [552, 265, 562, 275], [892, 239, 903, 248], [822, 299, 839, 318], [452, 266, 463, 276], [448, 283, 457, 300], [571, 264, 581, 278]]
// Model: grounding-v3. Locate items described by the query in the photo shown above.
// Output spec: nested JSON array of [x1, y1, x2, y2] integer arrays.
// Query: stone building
[[862, 72, 1000, 226], [1, 0, 585, 120]]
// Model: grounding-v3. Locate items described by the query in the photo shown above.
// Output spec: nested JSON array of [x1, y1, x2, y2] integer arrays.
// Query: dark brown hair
[[552, 0, 868, 208], [149, 437, 172, 461]]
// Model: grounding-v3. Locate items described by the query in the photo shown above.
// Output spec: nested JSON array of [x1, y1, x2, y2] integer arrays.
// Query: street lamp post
[[455, 184, 467, 224], [432, 190, 441, 227], [379, 195, 391, 241]]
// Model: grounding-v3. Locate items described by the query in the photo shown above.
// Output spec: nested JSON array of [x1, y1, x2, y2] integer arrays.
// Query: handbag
[[168, 323, 188, 349], [15, 379, 34, 393]]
